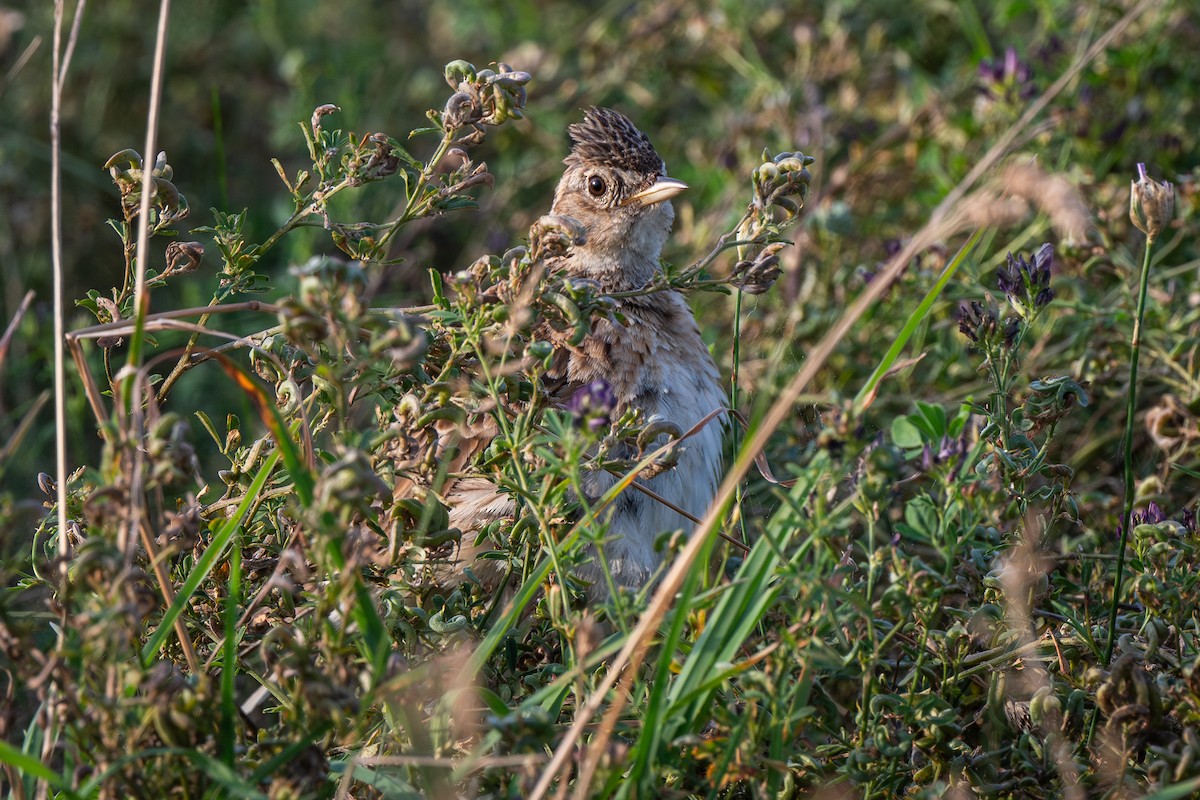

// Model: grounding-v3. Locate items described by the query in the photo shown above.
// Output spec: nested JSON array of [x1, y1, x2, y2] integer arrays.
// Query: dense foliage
[[2, 1, 1199, 797]]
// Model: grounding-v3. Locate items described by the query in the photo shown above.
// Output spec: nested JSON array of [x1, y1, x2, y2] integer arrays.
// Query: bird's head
[[550, 108, 685, 285]]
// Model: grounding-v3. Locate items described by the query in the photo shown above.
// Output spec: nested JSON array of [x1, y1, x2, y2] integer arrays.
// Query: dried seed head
[[311, 104, 339, 136], [731, 242, 785, 295], [1130, 163, 1174, 241], [164, 241, 204, 276], [438, 60, 531, 132], [956, 300, 998, 345], [529, 214, 586, 261], [94, 297, 125, 349]]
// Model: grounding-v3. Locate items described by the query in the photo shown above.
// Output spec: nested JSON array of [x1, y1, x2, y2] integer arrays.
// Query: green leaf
[[914, 400, 947, 439], [218, 541, 242, 766], [891, 416, 924, 450]]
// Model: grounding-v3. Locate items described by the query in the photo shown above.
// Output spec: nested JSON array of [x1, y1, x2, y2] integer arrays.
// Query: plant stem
[[1103, 234, 1155, 666], [121, 0, 172, 417], [730, 288, 747, 545]]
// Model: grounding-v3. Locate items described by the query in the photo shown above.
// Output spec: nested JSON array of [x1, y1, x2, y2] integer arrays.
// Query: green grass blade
[[219, 539, 242, 766], [852, 228, 983, 415], [140, 449, 280, 666], [0, 738, 81, 799], [618, 529, 716, 798], [665, 456, 825, 732], [1142, 776, 1200, 800], [459, 443, 675, 684]]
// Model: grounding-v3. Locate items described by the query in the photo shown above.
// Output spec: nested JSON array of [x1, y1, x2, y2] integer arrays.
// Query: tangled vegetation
[[2, 1, 1199, 798]]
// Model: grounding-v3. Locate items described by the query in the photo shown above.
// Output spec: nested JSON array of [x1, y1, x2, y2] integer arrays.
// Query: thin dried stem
[[118, 0, 172, 553], [125, 0, 173, 376], [51, 0, 86, 556], [0, 290, 33, 365], [67, 301, 281, 426], [47, 4, 87, 795]]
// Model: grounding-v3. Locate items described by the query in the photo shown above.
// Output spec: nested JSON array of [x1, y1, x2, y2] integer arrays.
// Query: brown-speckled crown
[[566, 107, 665, 176]]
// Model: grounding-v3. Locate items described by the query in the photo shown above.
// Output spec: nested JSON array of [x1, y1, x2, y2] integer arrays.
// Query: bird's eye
[[587, 175, 606, 197]]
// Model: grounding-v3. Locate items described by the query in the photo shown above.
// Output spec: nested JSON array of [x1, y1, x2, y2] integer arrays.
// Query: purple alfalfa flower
[[956, 300, 995, 344], [933, 432, 972, 480], [1002, 316, 1021, 349], [1131, 502, 1166, 527], [1030, 243, 1055, 308], [1118, 502, 1174, 540], [996, 243, 1055, 313], [566, 379, 617, 432], [978, 47, 1036, 102], [1182, 506, 1197, 534], [937, 433, 968, 462], [995, 257, 1022, 300]]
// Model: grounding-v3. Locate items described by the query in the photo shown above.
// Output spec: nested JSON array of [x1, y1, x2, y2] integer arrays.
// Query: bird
[[440, 108, 726, 600]]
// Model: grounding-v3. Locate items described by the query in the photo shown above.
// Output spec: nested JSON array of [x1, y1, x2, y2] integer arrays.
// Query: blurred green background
[[1, 0, 1196, 506]]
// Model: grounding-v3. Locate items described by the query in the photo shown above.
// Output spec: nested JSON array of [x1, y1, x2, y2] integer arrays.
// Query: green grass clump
[[3, 1, 1200, 798]]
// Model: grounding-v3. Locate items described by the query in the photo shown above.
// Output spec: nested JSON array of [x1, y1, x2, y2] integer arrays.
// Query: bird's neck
[[565, 248, 661, 292]]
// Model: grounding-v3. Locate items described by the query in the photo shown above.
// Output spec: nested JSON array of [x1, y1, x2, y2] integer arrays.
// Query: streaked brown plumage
[[438, 108, 725, 598]]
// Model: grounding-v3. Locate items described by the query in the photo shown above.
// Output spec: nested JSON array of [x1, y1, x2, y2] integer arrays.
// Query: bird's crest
[[566, 107, 665, 176]]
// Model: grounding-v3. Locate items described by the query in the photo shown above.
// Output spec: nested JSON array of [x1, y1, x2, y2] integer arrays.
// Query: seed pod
[[1130, 163, 1174, 241]]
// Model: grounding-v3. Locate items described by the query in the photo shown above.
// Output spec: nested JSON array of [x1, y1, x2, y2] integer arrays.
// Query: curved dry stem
[[67, 300, 282, 426]]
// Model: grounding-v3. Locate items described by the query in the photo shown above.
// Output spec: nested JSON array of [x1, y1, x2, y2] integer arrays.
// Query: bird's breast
[[560, 292, 726, 588]]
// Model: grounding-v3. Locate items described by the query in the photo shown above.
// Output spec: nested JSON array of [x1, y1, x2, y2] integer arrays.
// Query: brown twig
[[66, 300, 282, 426], [0, 290, 33, 367]]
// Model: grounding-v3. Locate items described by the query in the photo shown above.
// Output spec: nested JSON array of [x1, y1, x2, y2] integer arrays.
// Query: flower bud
[[1130, 163, 1174, 241], [566, 379, 616, 432]]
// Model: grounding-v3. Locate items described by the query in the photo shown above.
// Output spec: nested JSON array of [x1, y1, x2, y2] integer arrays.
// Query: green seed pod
[[428, 608, 468, 634], [526, 340, 554, 365], [416, 404, 465, 428], [637, 419, 683, 451], [443, 59, 477, 88]]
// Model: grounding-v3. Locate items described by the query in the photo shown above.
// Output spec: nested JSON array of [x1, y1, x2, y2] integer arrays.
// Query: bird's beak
[[624, 176, 688, 207]]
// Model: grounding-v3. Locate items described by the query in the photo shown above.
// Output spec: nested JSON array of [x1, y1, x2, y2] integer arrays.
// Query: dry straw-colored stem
[[47, 4, 87, 797], [527, 1, 1161, 796], [51, 0, 86, 556], [66, 300, 281, 425]]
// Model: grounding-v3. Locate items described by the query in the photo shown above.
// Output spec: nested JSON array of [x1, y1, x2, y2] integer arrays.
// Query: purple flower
[[1119, 502, 1195, 540], [916, 432, 972, 481], [956, 300, 996, 344], [566, 379, 616, 432], [1132, 502, 1166, 527], [996, 243, 1055, 312], [978, 47, 1036, 102]]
